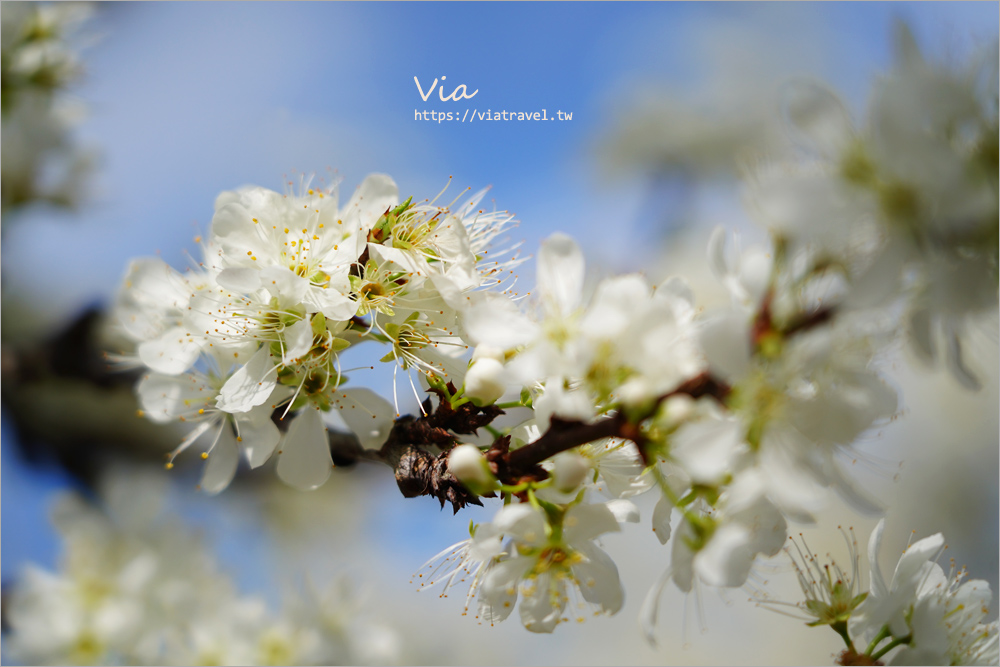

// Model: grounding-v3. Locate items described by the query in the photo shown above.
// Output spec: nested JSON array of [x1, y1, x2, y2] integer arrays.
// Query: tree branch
[[498, 371, 731, 483]]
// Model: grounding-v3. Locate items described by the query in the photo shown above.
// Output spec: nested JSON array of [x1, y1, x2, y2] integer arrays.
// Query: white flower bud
[[661, 394, 695, 427], [550, 452, 590, 493], [616, 377, 654, 409], [463, 357, 505, 406], [447, 444, 498, 496], [471, 344, 506, 364]]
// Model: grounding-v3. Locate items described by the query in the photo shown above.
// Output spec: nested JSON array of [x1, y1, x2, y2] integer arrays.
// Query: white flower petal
[[137, 327, 203, 375], [236, 407, 281, 469], [867, 520, 890, 599], [537, 233, 584, 316], [846, 237, 910, 310], [275, 408, 333, 490], [281, 318, 313, 365], [200, 425, 240, 495], [216, 268, 262, 293], [605, 499, 640, 525], [695, 523, 754, 588], [573, 542, 624, 615], [781, 79, 854, 158], [342, 173, 399, 255], [494, 504, 547, 546], [478, 557, 531, 625], [670, 520, 697, 593], [137, 372, 211, 423], [892, 533, 946, 590], [698, 310, 752, 382], [335, 388, 396, 450], [216, 347, 276, 413], [651, 495, 673, 545], [671, 417, 745, 485], [563, 502, 621, 544], [640, 566, 673, 646], [260, 265, 310, 304], [305, 288, 360, 322], [460, 292, 538, 350], [518, 573, 563, 633]]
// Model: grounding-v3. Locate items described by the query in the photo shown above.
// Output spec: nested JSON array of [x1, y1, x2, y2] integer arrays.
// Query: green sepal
[[311, 312, 326, 337], [390, 196, 414, 216], [328, 337, 350, 353], [520, 387, 533, 408]]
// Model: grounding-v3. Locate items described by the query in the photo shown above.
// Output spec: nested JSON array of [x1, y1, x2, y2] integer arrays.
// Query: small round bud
[[661, 394, 695, 427], [471, 344, 505, 364], [448, 444, 499, 496], [463, 358, 506, 406], [551, 452, 590, 493]]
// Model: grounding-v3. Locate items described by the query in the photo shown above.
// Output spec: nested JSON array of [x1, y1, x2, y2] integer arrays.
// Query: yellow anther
[[284, 228, 289, 233], [252, 218, 258, 223], [198, 408, 205, 415], [165, 462, 174, 469], [201, 452, 209, 460], [313, 234, 319, 240], [136, 410, 145, 418], [308, 189, 314, 195]]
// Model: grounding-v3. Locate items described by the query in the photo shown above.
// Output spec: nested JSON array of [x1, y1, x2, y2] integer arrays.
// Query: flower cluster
[[417, 492, 638, 633], [757, 520, 997, 666], [111, 174, 517, 492], [3, 481, 400, 666], [752, 20, 998, 389], [101, 19, 997, 654], [1, 1, 93, 212]]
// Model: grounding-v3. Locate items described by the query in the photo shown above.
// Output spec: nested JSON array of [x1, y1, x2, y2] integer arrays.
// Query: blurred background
[[2, 2, 997, 664]]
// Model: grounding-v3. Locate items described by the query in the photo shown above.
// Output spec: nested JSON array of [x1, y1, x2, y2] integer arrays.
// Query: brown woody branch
[[346, 385, 504, 512], [333, 372, 730, 510], [496, 371, 731, 482]]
